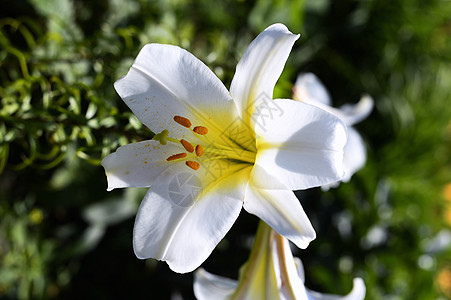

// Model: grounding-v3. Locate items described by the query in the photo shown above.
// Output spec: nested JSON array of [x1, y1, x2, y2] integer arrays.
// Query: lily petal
[[133, 165, 251, 273], [230, 24, 299, 120], [274, 235, 309, 300], [254, 99, 347, 190], [306, 278, 366, 300], [338, 95, 374, 126], [194, 268, 238, 300], [293, 73, 331, 106], [114, 44, 241, 142], [293, 73, 373, 126], [293, 257, 306, 283], [243, 166, 316, 249], [319, 127, 367, 190], [342, 127, 366, 182], [101, 140, 184, 191]]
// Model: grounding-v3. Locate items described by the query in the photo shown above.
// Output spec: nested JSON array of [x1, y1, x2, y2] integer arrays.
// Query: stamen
[[193, 126, 208, 135], [186, 161, 200, 170], [180, 139, 194, 153], [174, 115, 192, 128], [195, 145, 204, 157], [166, 153, 187, 161]]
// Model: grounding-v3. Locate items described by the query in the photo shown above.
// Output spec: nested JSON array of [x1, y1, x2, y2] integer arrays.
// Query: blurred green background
[[1, 0, 451, 299]]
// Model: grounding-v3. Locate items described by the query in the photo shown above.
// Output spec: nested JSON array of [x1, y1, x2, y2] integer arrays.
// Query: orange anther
[[193, 126, 208, 135], [186, 161, 200, 170], [166, 153, 187, 161], [180, 139, 194, 153], [195, 145, 204, 157], [174, 116, 192, 128]]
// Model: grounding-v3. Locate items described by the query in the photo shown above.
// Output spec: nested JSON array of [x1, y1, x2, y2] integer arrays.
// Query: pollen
[[186, 160, 200, 170], [193, 126, 208, 135], [195, 145, 204, 157], [174, 115, 192, 128], [180, 139, 194, 153], [166, 153, 187, 161]]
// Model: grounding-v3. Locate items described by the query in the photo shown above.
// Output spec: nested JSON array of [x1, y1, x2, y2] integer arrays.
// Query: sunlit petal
[[114, 44, 242, 143], [243, 166, 316, 249], [133, 165, 251, 273], [230, 24, 299, 120], [254, 99, 347, 190], [101, 140, 184, 191]]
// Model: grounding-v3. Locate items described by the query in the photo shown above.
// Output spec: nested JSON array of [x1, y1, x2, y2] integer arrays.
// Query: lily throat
[[153, 115, 256, 170]]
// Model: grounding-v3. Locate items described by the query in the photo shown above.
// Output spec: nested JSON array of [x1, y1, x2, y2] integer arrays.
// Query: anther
[[186, 161, 200, 170], [180, 139, 194, 153], [174, 116, 192, 128], [195, 145, 204, 157], [166, 153, 187, 161], [193, 126, 208, 135]]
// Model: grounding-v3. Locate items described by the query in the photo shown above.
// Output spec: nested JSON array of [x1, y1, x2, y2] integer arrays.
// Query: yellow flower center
[[154, 115, 256, 171]]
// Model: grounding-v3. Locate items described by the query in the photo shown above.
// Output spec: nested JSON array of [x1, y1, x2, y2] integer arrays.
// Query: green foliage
[[0, 201, 55, 299], [1, 0, 451, 299]]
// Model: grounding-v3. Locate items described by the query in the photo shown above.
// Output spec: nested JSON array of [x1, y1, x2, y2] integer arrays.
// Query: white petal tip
[[167, 261, 195, 274], [293, 72, 332, 106], [353, 277, 365, 286], [132, 246, 146, 260], [294, 72, 319, 86], [104, 172, 117, 191], [114, 74, 126, 84], [133, 245, 197, 274], [291, 231, 316, 250], [351, 277, 367, 299], [359, 94, 374, 109], [263, 23, 300, 41], [297, 241, 311, 250], [339, 94, 374, 125], [267, 23, 294, 32]]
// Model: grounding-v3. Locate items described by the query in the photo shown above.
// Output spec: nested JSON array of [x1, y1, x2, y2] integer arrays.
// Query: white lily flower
[[194, 222, 366, 300], [293, 73, 373, 188], [101, 24, 347, 273]]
